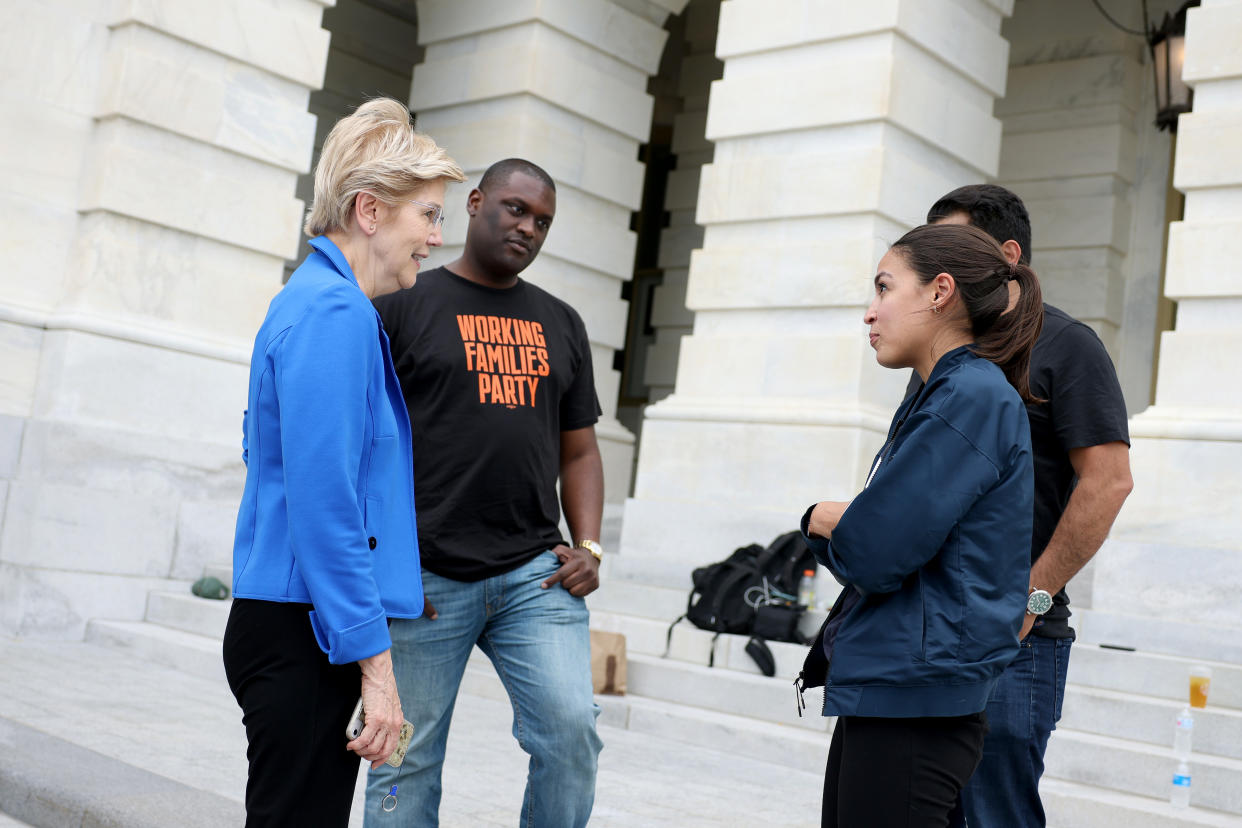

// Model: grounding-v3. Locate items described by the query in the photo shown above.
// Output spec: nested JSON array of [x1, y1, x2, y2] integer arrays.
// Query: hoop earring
[[932, 304, 942, 315]]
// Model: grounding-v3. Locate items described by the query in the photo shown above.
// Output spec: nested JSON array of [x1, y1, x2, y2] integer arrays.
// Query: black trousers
[[822, 713, 988, 828], [223, 599, 362, 828]]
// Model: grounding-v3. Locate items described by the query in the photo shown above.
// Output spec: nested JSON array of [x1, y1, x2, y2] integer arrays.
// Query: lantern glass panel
[[1168, 34, 1189, 109]]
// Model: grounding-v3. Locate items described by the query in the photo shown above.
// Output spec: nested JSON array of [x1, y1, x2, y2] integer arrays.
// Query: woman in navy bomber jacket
[[801, 223, 1045, 828]]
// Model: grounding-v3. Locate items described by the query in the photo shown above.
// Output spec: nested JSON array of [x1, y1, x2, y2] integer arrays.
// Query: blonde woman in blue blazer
[[225, 98, 464, 827]]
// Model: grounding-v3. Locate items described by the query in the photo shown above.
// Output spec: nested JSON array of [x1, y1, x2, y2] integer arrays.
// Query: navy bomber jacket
[[802, 346, 1033, 718]]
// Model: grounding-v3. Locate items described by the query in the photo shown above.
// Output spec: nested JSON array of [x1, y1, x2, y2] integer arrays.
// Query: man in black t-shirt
[[907, 185, 1133, 828], [365, 160, 605, 828]]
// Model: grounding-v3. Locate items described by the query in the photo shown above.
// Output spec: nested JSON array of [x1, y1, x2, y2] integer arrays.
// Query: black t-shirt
[[903, 304, 1129, 637], [374, 267, 601, 581]]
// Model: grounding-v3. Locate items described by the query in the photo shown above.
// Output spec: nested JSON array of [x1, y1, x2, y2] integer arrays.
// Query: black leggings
[[223, 599, 363, 828], [822, 713, 987, 828]]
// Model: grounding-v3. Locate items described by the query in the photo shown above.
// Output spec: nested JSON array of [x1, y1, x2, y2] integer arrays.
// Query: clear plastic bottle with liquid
[[1174, 707, 1194, 759], [798, 569, 817, 608], [1171, 760, 1192, 808]]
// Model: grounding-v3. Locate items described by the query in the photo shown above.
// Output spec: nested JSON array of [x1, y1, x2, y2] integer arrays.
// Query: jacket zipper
[[865, 381, 923, 487], [794, 383, 927, 716]]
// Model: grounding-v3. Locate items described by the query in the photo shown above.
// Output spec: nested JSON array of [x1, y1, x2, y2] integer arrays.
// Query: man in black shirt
[[365, 159, 605, 828], [910, 185, 1133, 827]]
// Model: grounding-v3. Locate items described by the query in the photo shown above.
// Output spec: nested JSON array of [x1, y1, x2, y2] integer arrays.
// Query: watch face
[[1027, 590, 1053, 616]]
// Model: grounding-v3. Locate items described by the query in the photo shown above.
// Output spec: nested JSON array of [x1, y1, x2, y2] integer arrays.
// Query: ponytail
[[971, 262, 1043, 403], [890, 223, 1045, 403]]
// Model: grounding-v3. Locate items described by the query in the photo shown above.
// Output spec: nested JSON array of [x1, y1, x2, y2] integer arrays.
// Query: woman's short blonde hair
[[304, 98, 465, 237]]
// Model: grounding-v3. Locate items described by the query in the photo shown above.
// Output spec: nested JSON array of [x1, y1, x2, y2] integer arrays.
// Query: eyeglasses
[[408, 199, 445, 228]]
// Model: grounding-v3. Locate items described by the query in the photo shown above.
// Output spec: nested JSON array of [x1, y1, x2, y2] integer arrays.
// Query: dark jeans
[[822, 712, 988, 828], [223, 599, 362, 828], [950, 635, 1072, 827]]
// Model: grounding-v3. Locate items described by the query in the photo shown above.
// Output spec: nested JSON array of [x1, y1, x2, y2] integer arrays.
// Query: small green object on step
[[191, 576, 230, 600]]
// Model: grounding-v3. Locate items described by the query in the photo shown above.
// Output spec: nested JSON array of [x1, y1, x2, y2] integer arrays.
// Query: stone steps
[[1067, 642, 1242, 710], [589, 610, 1242, 757], [85, 606, 833, 776], [1045, 729, 1242, 815], [1076, 606, 1242, 666], [460, 655, 830, 772], [586, 606, 1242, 818], [624, 652, 828, 731], [70, 615, 1242, 826], [586, 576, 691, 622], [202, 562, 232, 586], [1040, 778, 1242, 827], [146, 589, 230, 639], [589, 608, 816, 677], [138, 592, 1242, 758], [116, 576, 1242, 822], [84, 619, 224, 684], [108, 587, 834, 771], [1060, 685, 1242, 759]]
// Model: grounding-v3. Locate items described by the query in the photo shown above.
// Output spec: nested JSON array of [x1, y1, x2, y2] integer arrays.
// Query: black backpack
[[665, 530, 816, 668]]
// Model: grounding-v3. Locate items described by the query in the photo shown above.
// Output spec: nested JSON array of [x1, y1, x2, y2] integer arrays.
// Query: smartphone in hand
[[344, 697, 414, 767], [345, 697, 365, 741]]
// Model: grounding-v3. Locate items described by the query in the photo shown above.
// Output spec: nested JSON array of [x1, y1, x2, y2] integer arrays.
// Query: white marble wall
[[622, 0, 1015, 569], [410, 0, 690, 519], [1104, 0, 1242, 644], [0, 0, 330, 637]]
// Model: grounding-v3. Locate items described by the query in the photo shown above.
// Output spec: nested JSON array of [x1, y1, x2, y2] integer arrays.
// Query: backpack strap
[[665, 579, 704, 658], [708, 631, 722, 667], [745, 636, 776, 677], [663, 613, 687, 658]]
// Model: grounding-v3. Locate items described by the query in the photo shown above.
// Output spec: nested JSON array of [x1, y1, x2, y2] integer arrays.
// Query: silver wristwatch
[[1026, 588, 1053, 616]]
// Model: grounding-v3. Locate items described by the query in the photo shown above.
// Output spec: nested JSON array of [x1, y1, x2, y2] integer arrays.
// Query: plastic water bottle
[[798, 569, 816, 608], [1171, 760, 1191, 808], [1174, 707, 1194, 759]]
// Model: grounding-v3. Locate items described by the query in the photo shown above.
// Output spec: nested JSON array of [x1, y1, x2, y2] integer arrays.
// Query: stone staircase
[[84, 558, 1242, 827]]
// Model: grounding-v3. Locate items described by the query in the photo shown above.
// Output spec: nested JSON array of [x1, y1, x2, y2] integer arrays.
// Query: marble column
[[621, 0, 1014, 571], [409, 0, 690, 541], [0, 0, 329, 636], [1100, 0, 1242, 655]]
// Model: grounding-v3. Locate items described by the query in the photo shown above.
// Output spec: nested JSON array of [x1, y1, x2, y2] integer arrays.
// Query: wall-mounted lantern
[[1148, 1, 1198, 132], [1092, 0, 1199, 132]]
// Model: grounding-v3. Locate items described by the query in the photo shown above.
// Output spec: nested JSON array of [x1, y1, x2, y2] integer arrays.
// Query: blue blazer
[[804, 347, 1032, 717], [232, 236, 423, 664]]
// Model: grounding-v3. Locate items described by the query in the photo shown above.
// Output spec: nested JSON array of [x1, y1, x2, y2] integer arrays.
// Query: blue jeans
[[950, 634, 1072, 828], [364, 550, 602, 828]]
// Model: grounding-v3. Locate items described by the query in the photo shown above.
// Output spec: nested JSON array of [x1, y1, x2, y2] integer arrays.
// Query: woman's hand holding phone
[[348, 649, 404, 769]]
